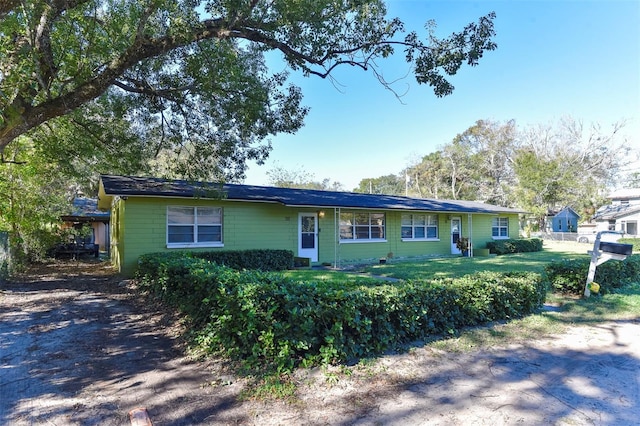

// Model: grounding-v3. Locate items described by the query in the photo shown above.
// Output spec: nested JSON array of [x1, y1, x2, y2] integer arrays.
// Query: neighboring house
[[60, 197, 110, 251], [549, 207, 580, 233], [97, 175, 525, 276], [592, 188, 640, 236]]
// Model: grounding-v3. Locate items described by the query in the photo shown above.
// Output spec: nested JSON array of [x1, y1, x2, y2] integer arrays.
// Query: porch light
[[318, 210, 325, 218]]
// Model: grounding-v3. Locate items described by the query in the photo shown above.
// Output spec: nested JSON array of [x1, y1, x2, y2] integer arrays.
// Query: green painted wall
[[320, 211, 521, 265], [317, 210, 451, 265], [114, 197, 311, 275], [110, 197, 522, 276], [110, 198, 125, 274], [465, 213, 520, 253]]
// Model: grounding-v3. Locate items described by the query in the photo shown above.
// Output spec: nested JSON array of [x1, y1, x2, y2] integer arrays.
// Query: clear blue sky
[[243, 0, 640, 191]]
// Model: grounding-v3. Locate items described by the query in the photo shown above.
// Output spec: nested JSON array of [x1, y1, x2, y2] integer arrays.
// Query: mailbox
[[599, 242, 633, 256]]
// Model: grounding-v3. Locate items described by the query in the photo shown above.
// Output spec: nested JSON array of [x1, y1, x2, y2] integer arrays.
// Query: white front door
[[451, 217, 462, 254], [298, 213, 318, 262]]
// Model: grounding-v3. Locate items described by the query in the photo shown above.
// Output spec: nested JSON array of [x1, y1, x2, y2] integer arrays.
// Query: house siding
[[550, 208, 579, 233], [321, 211, 451, 264], [115, 197, 308, 275], [316, 211, 519, 265], [110, 196, 522, 276], [110, 198, 125, 273]]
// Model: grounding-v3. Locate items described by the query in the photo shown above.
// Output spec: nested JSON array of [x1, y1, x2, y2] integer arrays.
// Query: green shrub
[[191, 249, 294, 271], [136, 249, 293, 276], [486, 238, 543, 255], [545, 254, 640, 295], [619, 238, 640, 253], [137, 257, 547, 371]]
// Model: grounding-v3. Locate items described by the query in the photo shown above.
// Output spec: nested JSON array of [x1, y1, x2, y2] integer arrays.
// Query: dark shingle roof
[[61, 197, 110, 222], [99, 175, 525, 214]]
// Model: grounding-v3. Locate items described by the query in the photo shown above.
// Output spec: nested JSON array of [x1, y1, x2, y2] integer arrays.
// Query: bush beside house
[[486, 238, 543, 255], [136, 253, 547, 370]]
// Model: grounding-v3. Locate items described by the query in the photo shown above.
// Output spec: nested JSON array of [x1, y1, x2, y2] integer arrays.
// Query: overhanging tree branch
[[0, 2, 497, 158]]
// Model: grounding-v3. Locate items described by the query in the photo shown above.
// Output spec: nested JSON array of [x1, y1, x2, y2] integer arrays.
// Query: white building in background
[[592, 188, 640, 236]]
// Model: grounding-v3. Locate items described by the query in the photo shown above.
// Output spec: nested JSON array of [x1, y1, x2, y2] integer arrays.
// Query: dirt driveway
[[1, 261, 639, 425]]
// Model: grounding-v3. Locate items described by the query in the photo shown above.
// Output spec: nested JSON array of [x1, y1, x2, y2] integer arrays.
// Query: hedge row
[[136, 255, 547, 370], [544, 254, 640, 295], [619, 238, 640, 253], [137, 249, 294, 273], [486, 238, 543, 255]]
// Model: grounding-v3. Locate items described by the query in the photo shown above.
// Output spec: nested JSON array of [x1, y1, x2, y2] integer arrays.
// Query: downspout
[[334, 207, 340, 269], [105, 222, 110, 257], [468, 213, 473, 257]]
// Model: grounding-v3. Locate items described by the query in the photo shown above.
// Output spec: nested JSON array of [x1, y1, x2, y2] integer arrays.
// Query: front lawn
[[283, 241, 590, 282], [280, 268, 389, 285], [364, 249, 586, 280]]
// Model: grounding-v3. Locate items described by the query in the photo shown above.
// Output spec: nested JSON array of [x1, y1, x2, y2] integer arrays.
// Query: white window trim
[[491, 217, 509, 239], [166, 206, 224, 248], [340, 238, 388, 244], [167, 242, 225, 249], [401, 213, 439, 241], [339, 211, 386, 242]]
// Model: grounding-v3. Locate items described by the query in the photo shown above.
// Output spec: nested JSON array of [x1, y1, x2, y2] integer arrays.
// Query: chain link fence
[[533, 232, 579, 242]]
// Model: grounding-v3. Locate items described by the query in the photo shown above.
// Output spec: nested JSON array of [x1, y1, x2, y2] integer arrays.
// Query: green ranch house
[[98, 175, 524, 276]]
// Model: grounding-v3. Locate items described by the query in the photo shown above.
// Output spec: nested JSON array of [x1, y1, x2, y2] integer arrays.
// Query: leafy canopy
[[398, 118, 634, 229], [0, 0, 497, 180], [266, 164, 344, 191]]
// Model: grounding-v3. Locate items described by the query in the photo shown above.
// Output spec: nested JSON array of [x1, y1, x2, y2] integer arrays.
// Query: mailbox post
[[584, 231, 632, 297]]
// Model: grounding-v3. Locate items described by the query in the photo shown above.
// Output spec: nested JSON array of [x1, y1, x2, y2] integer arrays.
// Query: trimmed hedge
[[545, 254, 640, 295], [619, 238, 640, 253], [486, 238, 543, 255], [136, 254, 547, 370], [137, 249, 294, 274]]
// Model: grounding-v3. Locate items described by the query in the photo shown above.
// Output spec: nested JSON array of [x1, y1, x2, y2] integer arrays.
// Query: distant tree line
[[351, 118, 636, 230]]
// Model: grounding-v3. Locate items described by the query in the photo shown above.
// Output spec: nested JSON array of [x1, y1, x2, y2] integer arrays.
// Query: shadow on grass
[[545, 285, 640, 325], [363, 250, 589, 281]]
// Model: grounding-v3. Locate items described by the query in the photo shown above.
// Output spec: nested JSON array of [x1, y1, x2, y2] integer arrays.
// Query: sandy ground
[[1, 260, 639, 425]]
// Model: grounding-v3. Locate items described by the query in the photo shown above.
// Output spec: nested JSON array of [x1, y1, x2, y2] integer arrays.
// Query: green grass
[[284, 244, 589, 283], [246, 242, 640, 399], [281, 268, 391, 285], [364, 247, 591, 280], [282, 243, 639, 355], [241, 373, 297, 401], [430, 282, 640, 353], [549, 282, 640, 323]]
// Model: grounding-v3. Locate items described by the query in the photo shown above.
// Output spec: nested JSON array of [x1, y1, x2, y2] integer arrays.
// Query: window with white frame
[[340, 212, 385, 241], [167, 206, 222, 246], [492, 217, 509, 238], [401, 214, 438, 239]]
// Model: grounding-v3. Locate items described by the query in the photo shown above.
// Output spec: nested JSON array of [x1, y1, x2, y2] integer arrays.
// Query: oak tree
[[353, 174, 405, 195], [266, 164, 344, 190], [1, 0, 497, 180], [514, 118, 633, 228]]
